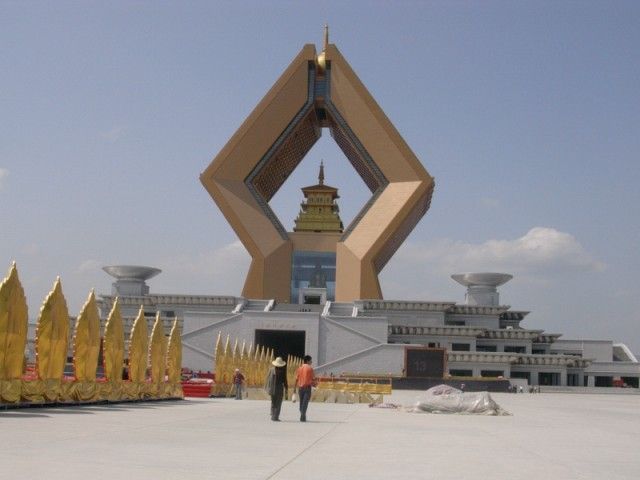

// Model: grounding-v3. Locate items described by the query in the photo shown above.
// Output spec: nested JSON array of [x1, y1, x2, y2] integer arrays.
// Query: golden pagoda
[[293, 162, 343, 233]]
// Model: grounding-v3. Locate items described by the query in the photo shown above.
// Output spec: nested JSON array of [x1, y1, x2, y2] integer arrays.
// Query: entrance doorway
[[254, 329, 306, 360], [538, 372, 560, 386]]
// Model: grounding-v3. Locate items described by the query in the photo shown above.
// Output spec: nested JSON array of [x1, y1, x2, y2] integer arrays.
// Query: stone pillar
[[560, 370, 567, 387], [587, 375, 595, 387], [531, 370, 539, 386]]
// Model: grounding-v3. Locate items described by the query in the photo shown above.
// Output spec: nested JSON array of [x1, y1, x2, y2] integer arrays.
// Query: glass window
[[291, 251, 336, 303], [504, 345, 526, 353], [476, 345, 497, 352]]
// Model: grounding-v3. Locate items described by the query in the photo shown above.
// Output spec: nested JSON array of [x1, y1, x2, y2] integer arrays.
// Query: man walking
[[295, 355, 316, 422], [265, 357, 288, 421]]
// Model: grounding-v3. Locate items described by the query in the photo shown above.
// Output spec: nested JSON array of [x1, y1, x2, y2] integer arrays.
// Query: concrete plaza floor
[[1, 390, 639, 480]]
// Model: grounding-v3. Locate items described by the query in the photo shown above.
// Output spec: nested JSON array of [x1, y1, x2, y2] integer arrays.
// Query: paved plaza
[[1, 391, 639, 480]]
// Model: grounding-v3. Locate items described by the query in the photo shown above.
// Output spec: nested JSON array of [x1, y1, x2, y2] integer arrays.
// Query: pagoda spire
[[293, 161, 343, 233], [323, 24, 329, 51]]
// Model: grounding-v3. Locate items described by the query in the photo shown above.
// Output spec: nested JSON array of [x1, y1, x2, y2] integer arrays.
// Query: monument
[[200, 26, 434, 303]]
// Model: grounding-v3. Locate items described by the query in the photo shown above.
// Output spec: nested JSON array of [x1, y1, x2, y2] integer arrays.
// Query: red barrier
[[181, 381, 213, 398]]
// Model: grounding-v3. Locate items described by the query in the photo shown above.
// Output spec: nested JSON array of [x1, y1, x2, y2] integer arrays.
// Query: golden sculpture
[[240, 340, 247, 379], [103, 298, 125, 383], [69, 290, 101, 402], [166, 318, 182, 384], [73, 290, 101, 381], [0, 263, 184, 406], [128, 306, 149, 383], [35, 277, 69, 381], [0, 262, 28, 380], [251, 344, 261, 386], [209, 332, 303, 397], [0, 263, 28, 403], [245, 343, 253, 386], [221, 334, 231, 384], [149, 313, 166, 384]]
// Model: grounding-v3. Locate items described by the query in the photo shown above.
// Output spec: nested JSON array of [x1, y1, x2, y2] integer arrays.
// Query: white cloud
[[20, 243, 40, 256], [396, 227, 605, 276], [0, 168, 8, 190], [77, 259, 103, 274], [165, 241, 248, 275], [154, 241, 250, 295], [100, 126, 127, 142], [480, 196, 500, 208]]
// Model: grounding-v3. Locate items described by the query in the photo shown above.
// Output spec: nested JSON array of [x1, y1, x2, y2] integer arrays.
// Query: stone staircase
[[327, 302, 355, 317], [243, 299, 272, 311]]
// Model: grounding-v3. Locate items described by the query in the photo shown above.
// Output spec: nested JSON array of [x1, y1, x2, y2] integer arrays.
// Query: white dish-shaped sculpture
[[451, 273, 513, 288], [102, 265, 162, 281]]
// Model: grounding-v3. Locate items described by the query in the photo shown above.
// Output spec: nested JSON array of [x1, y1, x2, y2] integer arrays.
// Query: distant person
[[265, 357, 288, 421], [295, 355, 316, 422], [233, 368, 245, 400]]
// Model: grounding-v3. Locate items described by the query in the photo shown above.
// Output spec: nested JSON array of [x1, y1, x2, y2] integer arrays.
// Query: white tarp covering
[[411, 385, 510, 416]]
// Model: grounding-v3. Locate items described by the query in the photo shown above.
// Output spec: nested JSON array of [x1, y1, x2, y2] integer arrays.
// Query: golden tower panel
[[72, 290, 101, 382], [128, 306, 149, 383], [103, 298, 125, 384], [149, 313, 167, 384], [0, 262, 28, 380], [166, 319, 182, 385], [35, 277, 70, 380]]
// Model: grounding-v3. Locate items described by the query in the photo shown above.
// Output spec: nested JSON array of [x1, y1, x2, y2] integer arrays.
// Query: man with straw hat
[[265, 356, 288, 421]]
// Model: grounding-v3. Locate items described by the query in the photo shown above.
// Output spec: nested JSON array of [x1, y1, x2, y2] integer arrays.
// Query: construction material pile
[[411, 385, 510, 416]]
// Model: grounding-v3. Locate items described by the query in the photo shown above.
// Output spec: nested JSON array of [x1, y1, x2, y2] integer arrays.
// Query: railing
[[316, 375, 392, 395]]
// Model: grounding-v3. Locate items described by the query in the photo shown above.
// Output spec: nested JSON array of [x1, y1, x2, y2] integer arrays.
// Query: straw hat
[[272, 357, 286, 367]]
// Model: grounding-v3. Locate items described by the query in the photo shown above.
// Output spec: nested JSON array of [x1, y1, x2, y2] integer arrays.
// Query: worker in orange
[[295, 355, 316, 422]]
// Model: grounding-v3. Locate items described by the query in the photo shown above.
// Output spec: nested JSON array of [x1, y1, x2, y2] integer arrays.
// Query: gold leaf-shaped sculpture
[[246, 343, 253, 385], [72, 290, 101, 381], [149, 313, 166, 384], [0, 262, 28, 380], [219, 334, 230, 384], [103, 298, 124, 383], [166, 318, 182, 384], [232, 338, 239, 360], [213, 330, 222, 373], [223, 334, 230, 356], [128, 306, 148, 383], [35, 277, 69, 380]]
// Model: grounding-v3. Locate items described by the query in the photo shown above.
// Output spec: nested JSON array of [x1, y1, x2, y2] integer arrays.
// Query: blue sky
[[1, 1, 639, 352]]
